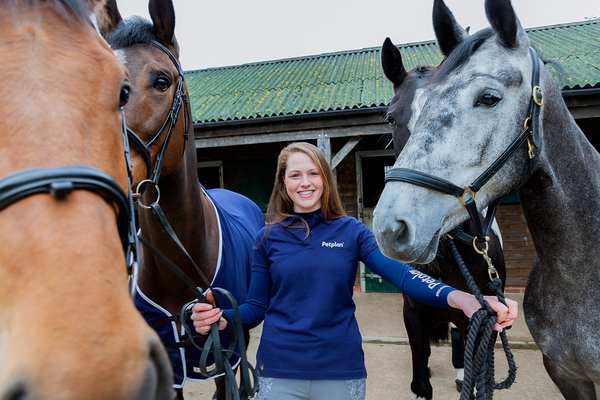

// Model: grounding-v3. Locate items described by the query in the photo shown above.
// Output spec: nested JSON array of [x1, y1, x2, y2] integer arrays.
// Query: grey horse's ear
[[381, 37, 407, 88], [149, 0, 176, 47], [484, 0, 520, 48], [432, 0, 468, 56]]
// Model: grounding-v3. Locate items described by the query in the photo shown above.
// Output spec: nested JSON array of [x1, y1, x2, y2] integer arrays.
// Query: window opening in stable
[[197, 161, 223, 190]]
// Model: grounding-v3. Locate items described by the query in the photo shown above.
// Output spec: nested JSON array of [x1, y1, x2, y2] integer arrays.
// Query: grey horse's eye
[[477, 93, 500, 107], [386, 115, 397, 126]]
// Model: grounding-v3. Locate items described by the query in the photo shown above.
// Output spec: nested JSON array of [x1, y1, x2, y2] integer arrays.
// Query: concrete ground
[[183, 292, 563, 399]]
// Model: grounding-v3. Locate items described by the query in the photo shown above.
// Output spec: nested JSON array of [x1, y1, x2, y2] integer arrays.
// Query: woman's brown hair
[[259, 142, 346, 243]]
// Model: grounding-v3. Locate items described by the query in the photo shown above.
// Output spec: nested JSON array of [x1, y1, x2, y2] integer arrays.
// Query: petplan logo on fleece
[[322, 241, 344, 248], [408, 269, 450, 296]]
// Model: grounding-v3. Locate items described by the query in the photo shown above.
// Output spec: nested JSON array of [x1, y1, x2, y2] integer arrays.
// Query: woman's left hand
[[447, 291, 518, 332]]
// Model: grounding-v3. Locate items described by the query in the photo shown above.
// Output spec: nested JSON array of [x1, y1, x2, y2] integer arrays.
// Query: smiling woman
[[191, 142, 517, 400], [284, 151, 324, 213]]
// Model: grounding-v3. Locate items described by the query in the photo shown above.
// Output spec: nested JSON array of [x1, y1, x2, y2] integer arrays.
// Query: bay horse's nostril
[[1, 379, 28, 400]]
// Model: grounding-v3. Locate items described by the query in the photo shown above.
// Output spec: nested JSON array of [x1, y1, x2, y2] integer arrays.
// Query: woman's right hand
[[191, 290, 227, 334]]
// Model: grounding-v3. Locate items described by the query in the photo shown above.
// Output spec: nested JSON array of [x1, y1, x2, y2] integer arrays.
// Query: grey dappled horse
[[374, 0, 600, 398], [380, 3, 506, 397]]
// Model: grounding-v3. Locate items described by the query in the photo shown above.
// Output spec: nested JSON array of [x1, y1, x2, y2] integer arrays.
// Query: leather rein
[[0, 110, 140, 297], [385, 47, 544, 249]]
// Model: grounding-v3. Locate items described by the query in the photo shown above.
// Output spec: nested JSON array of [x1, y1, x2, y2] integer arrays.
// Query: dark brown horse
[[379, 2, 506, 398], [104, 1, 264, 399], [0, 0, 173, 399]]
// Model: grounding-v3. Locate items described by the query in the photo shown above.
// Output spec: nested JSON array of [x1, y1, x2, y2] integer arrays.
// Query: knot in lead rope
[[445, 238, 517, 400]]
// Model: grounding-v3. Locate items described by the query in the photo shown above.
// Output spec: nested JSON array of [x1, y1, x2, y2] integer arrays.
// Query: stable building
[[186, 19, 600, 291]]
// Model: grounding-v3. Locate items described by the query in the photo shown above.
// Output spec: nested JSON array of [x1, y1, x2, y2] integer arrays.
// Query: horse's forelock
[[105, 15, 156, 49], [432, 28, 494, 84]]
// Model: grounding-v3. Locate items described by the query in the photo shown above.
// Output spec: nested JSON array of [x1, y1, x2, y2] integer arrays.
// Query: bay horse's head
[[0, 0, 172, 398], [103, 0, 192, 189], [373, 0, 548, 263]]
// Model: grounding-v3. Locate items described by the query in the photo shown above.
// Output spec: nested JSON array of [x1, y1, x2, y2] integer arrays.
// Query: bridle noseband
[[385, 47, 544, 246], [0, 110, 140, 296], [126, 40, 191, 196]]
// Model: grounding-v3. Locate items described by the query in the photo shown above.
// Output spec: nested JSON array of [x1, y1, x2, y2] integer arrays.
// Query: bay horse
[[374, 0, 600, 398], [104, 0, 265, 398], [0, 0, 173, 399], [380, 3, 505, 398]]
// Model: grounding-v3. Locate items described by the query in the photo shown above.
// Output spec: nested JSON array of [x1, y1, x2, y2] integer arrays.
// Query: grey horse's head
[[373, 0, 545, 263]]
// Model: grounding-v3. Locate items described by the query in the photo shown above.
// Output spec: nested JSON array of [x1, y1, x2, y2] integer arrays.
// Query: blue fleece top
[[223, 210, 457, 380]]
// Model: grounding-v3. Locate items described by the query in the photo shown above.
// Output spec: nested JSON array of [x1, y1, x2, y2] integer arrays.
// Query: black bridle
[[385, 47, 543, 247], [0, 110, 140, 296], [127, 40, 258, 399], [126, 40, 191, 192]]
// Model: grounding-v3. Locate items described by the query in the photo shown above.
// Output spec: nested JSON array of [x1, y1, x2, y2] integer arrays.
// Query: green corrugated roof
[[186, 20, 600, 124]]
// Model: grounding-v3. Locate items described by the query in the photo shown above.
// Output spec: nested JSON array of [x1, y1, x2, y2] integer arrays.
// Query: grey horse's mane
[[105, 15, 156, 48], [432, 28, 494, 84]]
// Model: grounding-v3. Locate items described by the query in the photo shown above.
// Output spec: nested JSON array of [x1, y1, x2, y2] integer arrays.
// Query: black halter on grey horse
[[380, 1, 509, 398], [374, 0, 600, 399]]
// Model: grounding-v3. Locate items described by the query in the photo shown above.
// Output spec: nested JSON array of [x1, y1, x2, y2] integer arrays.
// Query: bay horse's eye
[[119, 84, 130, 109], [477, 93, 500, 107], [153, 76, 171, 92], [386, 115, 397, 126]]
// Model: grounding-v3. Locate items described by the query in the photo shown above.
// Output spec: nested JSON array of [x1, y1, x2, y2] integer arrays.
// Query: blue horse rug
[[134, 187, 264, 388]]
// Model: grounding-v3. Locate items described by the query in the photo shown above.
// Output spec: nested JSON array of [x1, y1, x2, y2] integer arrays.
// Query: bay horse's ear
[[432, 0, 468, 56], [381, 37, 407, 88], [484, 0, 520, 48], [149, 0, 176, 47], [98, 0, 122, 36]]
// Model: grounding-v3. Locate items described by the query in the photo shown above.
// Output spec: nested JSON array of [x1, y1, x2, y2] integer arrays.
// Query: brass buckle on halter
[[472, 237, 499, 281], [527, 138, 535, 160], [523, 117, 535, 159], [458, 185, 476, 206], [532, 86, 544, 107]]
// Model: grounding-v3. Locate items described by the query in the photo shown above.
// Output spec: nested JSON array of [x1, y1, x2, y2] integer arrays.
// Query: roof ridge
[[186, 20, 597, 74]]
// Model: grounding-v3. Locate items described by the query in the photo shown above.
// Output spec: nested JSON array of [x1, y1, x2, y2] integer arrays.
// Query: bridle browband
[[385, 47, 544, 246], [126, 40, 191, 192], [0, 110, 140, 296]]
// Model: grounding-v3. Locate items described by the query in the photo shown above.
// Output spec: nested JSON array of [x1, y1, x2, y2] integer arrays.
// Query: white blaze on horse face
[[374, 42, 534, 263]]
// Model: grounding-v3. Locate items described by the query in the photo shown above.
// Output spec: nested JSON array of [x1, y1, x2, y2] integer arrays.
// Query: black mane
[[105, 15, 156, 49], [432, 27, 494, 83]]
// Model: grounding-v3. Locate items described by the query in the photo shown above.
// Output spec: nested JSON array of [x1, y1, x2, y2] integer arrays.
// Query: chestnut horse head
[[0, 0, 172, 398]]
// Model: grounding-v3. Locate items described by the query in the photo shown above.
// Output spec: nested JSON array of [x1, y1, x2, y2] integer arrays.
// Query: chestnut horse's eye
[[386, 114, 397, 126], [477, 93, 500, 107], [153, 76, 171, 92], [119, 84, 130, 108]]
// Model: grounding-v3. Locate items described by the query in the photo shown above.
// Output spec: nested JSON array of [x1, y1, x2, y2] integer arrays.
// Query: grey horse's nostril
[[393, 220, 409, 247]]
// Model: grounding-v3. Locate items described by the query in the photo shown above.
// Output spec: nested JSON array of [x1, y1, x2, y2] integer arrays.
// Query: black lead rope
[[445, 238, 517, 399], [137, 217, 258, 399]]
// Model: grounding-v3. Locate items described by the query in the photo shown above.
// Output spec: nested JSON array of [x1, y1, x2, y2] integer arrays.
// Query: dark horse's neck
[[518, 79, 600, 280], [138, 139, 219, 314]]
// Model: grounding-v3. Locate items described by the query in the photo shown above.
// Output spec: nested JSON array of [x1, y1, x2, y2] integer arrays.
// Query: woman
[[192, 142, 517, 400]]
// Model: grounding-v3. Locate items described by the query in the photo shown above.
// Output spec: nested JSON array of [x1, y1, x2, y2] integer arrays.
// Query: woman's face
[[284, 151, 324, 213]]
